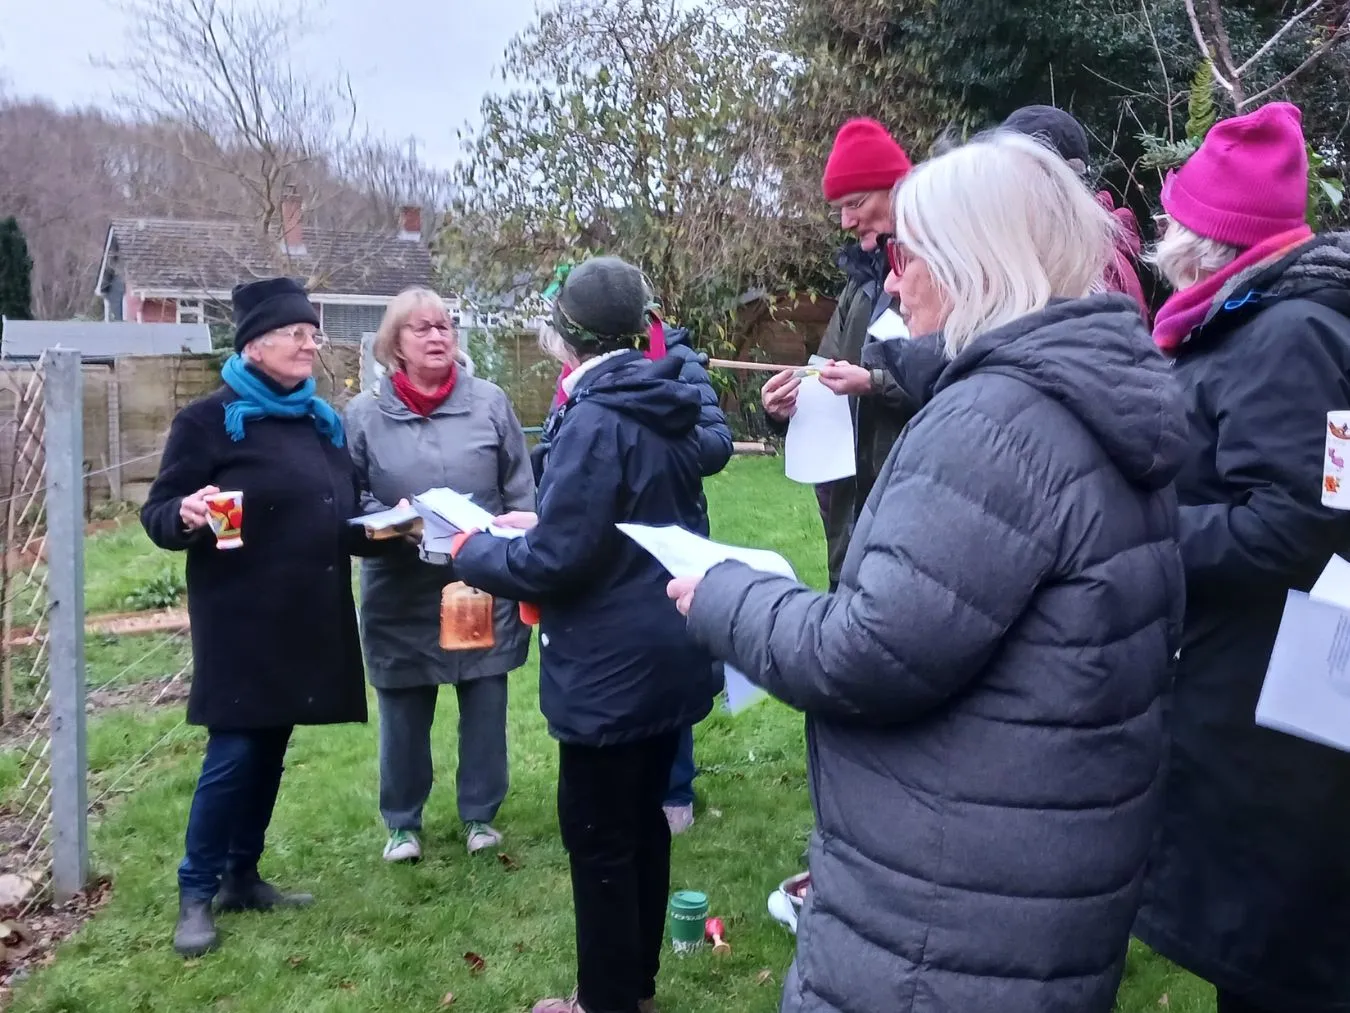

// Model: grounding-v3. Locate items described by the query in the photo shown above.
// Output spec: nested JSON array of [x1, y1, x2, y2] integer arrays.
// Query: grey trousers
[[376, 676, 509, 830]]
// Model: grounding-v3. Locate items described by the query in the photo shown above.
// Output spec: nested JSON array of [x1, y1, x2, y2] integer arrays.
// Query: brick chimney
[[398, 204, 422, 242], [281, 187, 305, 254]]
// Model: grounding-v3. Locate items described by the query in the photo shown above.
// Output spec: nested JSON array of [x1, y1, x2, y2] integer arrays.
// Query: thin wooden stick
[[707, 358, 800, 373]]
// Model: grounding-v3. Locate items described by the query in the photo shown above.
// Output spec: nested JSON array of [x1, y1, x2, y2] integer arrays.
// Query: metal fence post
[[45, 348, 88, 902]]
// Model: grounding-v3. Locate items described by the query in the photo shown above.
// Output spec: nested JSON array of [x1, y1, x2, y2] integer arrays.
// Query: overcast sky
[[0, 0, 539, 168]]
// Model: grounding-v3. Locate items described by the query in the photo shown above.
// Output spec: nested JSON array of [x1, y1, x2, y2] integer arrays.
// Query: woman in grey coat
[[670, 132, 1187, 1013], [346, 287, 534, 862]]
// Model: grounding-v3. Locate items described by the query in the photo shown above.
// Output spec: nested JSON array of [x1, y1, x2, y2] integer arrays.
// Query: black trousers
[[558, 732, 680, 1013], [1217, 990, 1281, 1013]]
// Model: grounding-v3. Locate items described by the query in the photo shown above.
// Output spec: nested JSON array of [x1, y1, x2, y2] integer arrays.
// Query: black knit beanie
[[231, 277, 321, 352], [551, 256, 651, 353], [1001, 105, 1090, 170]]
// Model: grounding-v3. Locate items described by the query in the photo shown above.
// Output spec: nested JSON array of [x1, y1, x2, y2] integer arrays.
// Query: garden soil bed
[[0, 877, 112, 1008]]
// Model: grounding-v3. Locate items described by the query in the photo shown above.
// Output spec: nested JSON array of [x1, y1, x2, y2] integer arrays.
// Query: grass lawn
[[7, 458, 1213, 1012]]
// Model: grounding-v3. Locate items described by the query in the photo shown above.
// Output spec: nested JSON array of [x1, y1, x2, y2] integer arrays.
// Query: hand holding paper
[[785, 355, 855, 485], [668, 575, 700, 615], [620, 523, 797, 714], [817, 361, 872, 397]]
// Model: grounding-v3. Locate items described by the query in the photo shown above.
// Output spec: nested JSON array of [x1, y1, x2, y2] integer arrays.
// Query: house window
[[320, 303, 386, 344], [177, 300, 205, 325]]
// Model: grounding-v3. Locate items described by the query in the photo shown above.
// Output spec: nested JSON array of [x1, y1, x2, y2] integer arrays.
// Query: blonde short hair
[[893, 129, 1119, 358], [373, 287, 457, 369], [1147, 220, 1241, 291]]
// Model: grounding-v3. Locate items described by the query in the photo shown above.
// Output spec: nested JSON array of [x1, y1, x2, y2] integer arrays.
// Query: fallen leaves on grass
[[463, 952, 486, 975], [285, 954, 306, 969], [755, 970, 775, 986], [497, 853, 521, 872], [440, 992, 456, 1006]]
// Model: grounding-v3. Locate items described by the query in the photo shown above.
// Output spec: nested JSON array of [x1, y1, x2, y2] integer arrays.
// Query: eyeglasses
[[886, 238, 912, 277], [830, 194, 869, 222], [403, 320, 454, 339], [266, 326, 326, 348]]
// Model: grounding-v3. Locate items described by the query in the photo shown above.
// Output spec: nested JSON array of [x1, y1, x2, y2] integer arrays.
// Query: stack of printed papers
[[1256, 555, 1350, 752]]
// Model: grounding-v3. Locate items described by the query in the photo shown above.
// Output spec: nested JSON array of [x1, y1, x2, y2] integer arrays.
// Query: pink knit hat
[[822, 119, 912, 201], [1162, 102, 1308, 249]]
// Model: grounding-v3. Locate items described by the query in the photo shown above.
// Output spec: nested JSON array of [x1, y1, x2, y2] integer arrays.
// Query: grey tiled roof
[[103, 217, 438, 297], [1, 320, 212, 359]]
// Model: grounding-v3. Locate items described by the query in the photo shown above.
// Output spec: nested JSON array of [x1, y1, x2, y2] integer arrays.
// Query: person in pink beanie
[[1135, 100, 1350, 1013]]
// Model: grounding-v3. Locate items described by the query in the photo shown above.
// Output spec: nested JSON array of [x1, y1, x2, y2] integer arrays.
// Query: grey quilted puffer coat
[[687, 295, 1187, 1013]]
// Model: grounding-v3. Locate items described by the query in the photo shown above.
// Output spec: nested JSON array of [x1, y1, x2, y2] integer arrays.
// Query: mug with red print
[[204, 491, 244, 549]]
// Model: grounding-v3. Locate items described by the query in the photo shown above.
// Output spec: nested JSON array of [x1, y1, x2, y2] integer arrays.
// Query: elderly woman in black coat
[[141, 277, 382, 959], [669, 131, 1187, 1013], [1134, 103, 1350, 1013]]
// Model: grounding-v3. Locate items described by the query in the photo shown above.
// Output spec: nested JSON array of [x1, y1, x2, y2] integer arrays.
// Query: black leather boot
[[173, 895, 218, 957], [216, 869, 314, 912]]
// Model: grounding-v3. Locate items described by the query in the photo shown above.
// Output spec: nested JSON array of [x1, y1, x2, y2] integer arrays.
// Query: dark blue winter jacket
[[663, 326, 734, 480], [453, 350, 721, 746], [531, 327, 733, 532]]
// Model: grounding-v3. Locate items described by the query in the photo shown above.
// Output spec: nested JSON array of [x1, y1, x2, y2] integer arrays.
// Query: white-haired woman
[[1132, 103, 1350, 1013], [345, 287, 534, 862], [666, 131, 1188, 1013]]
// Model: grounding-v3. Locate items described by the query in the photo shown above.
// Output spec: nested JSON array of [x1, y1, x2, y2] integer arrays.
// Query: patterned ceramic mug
[[1325, 413, 1350, 510], [204, 490, 244, 549]]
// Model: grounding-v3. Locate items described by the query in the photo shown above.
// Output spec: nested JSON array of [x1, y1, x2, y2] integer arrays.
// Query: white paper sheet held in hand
[[414, 487, 525, 541], [348, 503, 420, 531], [1256, 558, 1350, 753], [785, 355, 855, 485], [618, 523, 797, 715]]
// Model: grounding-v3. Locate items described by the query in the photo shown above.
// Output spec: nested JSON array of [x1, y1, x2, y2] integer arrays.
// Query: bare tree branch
[[1236, 0, 1325, 76], [1185, 0, 1241, 99], [1240, 9, 1350, 109]]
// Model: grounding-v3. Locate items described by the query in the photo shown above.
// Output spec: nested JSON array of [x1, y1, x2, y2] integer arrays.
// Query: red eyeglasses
[[885, 238, 911, 277]]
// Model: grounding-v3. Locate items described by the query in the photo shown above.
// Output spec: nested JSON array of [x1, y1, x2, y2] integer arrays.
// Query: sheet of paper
[[618, 524, 799, 714], [348, 503, 420, 529], [1310, 555, 1350, 610], [867, 307, 910, 341], [1255, 590, 1350, 752], [413, 487, 525, 540], [616, 523, 795, 580], [784, 365, 855, 485]]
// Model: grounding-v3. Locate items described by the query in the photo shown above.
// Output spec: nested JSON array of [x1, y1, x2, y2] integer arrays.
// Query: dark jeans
[[558, 732, 680, 1013], [1216, 992, 1280, 1013], [178, 726, 292, 900], [663, 725, 696, 808]]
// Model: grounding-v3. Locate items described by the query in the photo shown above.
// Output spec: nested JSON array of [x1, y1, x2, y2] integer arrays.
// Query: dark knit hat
[[231, 277, 320, 353], [1002, 105, 1090, 169], [551, 256, 652, 353]]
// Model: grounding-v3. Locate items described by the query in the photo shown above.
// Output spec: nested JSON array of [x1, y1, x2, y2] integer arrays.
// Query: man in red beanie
[[1134, 100, 1350, 1013], [760, 117, 915, 591]]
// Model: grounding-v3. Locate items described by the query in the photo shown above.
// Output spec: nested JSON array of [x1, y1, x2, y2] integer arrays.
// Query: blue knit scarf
[[220, 355, 345, 447]]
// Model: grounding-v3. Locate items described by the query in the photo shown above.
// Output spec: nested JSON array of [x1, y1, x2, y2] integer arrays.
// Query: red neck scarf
[[1153, 226, 1314, 354], [391, 366, 457, 417]]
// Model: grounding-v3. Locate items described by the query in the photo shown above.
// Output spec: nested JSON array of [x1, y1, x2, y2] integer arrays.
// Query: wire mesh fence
[[0, 359, 58, 915]]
